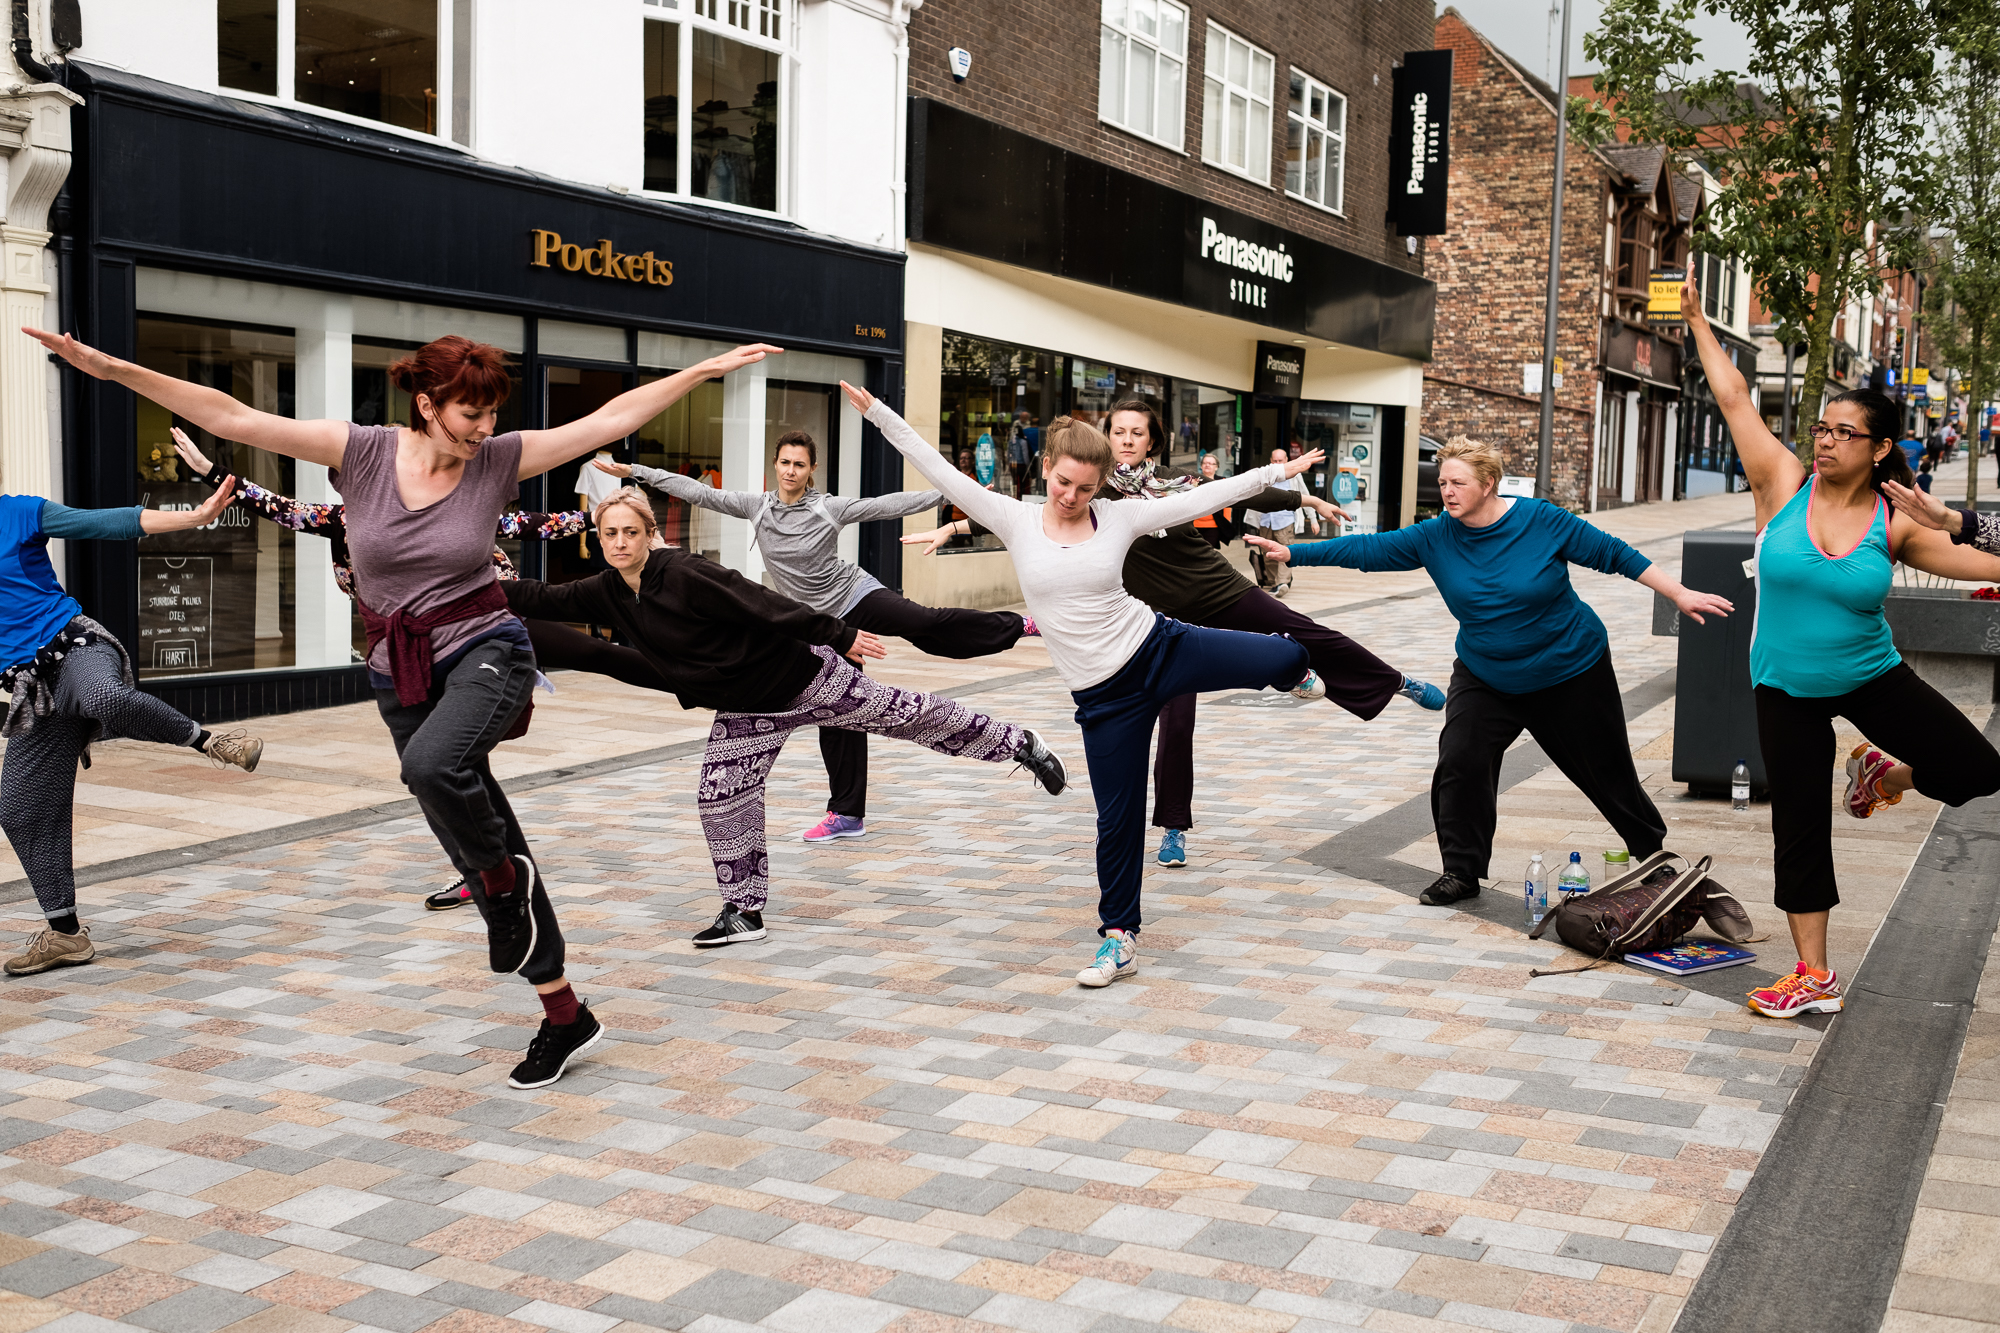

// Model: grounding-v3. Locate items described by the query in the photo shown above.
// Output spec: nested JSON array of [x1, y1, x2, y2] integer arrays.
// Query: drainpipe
[[11, 0, 55, 84]]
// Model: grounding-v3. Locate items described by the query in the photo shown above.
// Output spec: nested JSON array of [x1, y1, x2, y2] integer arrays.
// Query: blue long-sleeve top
[[1286, 499, 1652, 694], [0, 499, 144, 670]]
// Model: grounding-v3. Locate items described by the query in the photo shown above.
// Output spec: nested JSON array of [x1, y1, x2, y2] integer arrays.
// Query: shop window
[[642, 3, 786, 215], [217, 2, 466, 142], [1284, 70, 1345, 214], [1201, 24, 1273, 183], [1700, 251, 1738, 326], [1099, 0, 1188, 151], [134, 316, 298, 680]]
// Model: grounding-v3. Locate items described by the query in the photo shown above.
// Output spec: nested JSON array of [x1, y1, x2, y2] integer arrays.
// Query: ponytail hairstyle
[[1106, 397, 1167, 457], [1042, 416, 1114, 478], [592, 487, 658, 535], [773, 430, 818, 468], [387, 336, 515, 436], [1825, 388, 1913, 492]]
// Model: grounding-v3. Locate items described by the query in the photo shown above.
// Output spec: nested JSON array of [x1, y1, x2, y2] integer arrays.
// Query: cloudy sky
[[1440, 1, 1757, 86]]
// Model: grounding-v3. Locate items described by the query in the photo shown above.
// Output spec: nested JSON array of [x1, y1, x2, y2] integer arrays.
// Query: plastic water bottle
[[1525, 854, 1548, 930], [1732, 760, 1751, 813], [1558, 851, 1591, 903]]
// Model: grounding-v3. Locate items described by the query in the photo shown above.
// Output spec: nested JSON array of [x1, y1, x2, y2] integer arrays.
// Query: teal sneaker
[[1077, 930, 1137, 988], [1156, 829, 1187, 867], [1400, 676, 1446, 710]]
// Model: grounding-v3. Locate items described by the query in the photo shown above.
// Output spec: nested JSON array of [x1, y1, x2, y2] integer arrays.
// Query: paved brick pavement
[[0, 491, 1954, 1333]]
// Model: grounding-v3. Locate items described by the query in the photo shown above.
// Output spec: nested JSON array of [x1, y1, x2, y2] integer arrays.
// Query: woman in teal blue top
[[1250, 437, 1731, 909], [1682, 269, 2000, 1020], [0, 482, 261, 980]]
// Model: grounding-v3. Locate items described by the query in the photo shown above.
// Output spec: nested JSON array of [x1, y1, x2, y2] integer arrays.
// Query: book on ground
[[1622, 942, 1757, 975]]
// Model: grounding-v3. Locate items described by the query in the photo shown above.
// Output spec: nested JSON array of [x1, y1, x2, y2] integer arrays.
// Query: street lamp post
[[1535, 0, 1573, 501]]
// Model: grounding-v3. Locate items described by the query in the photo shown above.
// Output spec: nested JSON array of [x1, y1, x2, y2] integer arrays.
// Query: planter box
[[1884, 587, 2000, 705]]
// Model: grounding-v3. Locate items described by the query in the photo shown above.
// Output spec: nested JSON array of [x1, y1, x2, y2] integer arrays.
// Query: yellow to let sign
[[1648, 268, 1685, 325], [1913, 367, 1930, 386]]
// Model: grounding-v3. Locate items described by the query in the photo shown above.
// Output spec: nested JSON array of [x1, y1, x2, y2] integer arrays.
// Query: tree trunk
[[1970, 311, 1986, 509], [1796, 61, 1863, 466]]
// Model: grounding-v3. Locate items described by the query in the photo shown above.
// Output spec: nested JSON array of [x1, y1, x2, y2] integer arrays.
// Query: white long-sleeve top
[[866, 400, 1287, 690]]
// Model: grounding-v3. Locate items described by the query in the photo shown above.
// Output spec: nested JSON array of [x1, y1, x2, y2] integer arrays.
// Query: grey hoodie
[[629, 465, 942, 616]]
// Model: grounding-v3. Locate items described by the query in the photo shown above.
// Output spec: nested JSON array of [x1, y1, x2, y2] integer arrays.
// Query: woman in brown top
[[912, 399, 1443, 869], [28, 324, 774, 1090]]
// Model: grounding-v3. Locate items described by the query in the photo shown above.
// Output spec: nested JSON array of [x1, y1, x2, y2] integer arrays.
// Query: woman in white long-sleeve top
[[839, 382, 1324, 989], [599, 430, 1035, 844]]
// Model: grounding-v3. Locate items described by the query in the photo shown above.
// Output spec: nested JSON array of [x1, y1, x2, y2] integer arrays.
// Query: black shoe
[[484, 854, 539, 974], [693, 905, 766, 947], [507, 1004, 603, 1089], [1013, 728, 1068, 795], [1419, 872, 1480, 906], [425, 877, 471, 911]]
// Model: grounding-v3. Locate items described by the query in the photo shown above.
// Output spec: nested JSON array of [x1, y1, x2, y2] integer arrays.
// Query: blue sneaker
[[1156, 829, 1187, 867], [1077, 930, 1137, 988], [1400, 676, 1446, 710]]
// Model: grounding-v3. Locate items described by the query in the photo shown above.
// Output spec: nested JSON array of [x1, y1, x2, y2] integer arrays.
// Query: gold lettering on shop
[[530, 229, 674, 287]]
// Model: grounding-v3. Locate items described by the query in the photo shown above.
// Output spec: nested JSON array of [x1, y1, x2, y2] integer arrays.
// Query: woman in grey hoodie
[[599, 431, 1035, 844]]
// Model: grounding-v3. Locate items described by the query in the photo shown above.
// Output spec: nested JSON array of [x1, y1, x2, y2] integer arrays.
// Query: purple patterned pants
[[698, 646, 1026, 910]]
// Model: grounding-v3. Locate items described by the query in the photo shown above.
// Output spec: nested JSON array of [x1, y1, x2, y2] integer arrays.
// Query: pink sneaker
[[1021, 616, 1040, 637], [1747, 963, 1844, 1018], [802, 812, 866, 843], [1843, 744, 1902, 819]]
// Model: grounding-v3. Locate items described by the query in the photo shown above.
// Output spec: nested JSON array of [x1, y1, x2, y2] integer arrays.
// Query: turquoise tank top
[[1750, 479, 1901, 697]]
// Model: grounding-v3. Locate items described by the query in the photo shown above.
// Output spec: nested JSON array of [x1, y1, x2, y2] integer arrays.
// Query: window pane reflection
[[691, 29, 778, 210], [296, 0, 439, 134], [644, 21, 679, 193]]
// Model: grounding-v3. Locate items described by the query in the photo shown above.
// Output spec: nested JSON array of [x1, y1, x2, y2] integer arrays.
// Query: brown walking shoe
[[203, 730, 263, 773], [5, 926, 94, 976]]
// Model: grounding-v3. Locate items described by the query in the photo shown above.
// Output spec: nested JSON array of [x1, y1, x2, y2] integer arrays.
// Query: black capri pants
[[1756, 662, 2000, 914]]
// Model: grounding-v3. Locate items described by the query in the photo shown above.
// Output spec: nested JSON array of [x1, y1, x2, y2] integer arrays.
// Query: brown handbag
[[1528, 850, 1755, 976]]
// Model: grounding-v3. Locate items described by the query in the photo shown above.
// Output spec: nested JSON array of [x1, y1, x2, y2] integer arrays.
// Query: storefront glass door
[[542, 365, 634, 586]]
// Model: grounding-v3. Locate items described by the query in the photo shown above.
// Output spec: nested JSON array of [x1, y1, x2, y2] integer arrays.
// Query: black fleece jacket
[[502, 548, 858, 713]]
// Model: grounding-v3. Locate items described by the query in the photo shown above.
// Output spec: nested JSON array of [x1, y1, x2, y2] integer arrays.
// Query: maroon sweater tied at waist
[[359, 580, 511, 707]]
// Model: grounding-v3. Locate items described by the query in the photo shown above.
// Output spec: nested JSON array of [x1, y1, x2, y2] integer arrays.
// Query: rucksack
[[1528, 850, 1755, 976]]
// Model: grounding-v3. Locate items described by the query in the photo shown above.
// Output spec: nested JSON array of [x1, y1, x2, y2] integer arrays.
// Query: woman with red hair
[[27, 325, 776, 1088]]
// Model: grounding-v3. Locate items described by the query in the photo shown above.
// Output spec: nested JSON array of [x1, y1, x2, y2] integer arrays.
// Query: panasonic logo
[[1200, 217, 1295, 282]]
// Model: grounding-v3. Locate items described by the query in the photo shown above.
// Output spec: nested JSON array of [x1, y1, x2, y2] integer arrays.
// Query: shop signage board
[[1253, 341, 1304, 398], [909, 99, 1436, 361], [1648, 269, 1685, 326], [1388, 50, 1453, 237]]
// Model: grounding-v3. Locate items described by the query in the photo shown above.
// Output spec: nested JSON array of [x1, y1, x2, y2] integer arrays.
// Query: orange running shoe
[[1747, 963, 1844, 1018], [1843, 745, 1902, 819]]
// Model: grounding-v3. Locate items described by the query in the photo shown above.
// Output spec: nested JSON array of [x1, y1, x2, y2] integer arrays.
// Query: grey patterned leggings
[[698, 646, 1025, 911], [3, 643, 201, 919]]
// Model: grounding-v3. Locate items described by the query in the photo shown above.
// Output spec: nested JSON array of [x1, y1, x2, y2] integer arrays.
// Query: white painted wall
[[70, 0, 216, 86], [794, 0, 903, 247]]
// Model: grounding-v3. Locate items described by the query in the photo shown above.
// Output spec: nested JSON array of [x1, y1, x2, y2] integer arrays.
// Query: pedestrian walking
[[1681, 270, 2000, 1018], [1249, 436, 1732, 909], [1245, 447, 1315, 595]]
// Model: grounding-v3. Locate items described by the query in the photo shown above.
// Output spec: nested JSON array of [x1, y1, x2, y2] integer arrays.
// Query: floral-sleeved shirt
[[1952, 507, 2000, 556], [217, 476, 587, 598]]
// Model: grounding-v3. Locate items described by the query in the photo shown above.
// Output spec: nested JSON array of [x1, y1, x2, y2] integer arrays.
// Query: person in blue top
[[1247, 436, 1732, 909], [0, 481, 262, 978], [1682, 268, 2000, 1019]]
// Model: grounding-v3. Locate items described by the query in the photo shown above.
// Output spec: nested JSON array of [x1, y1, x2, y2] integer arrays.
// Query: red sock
[[479, 859, 517, 898], [539, 983, 579, 1026]]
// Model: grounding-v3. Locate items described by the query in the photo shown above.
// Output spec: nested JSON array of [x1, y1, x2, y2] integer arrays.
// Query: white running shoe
[[1076, 930, 1137, 988], [1288, 668, 1326, 701]]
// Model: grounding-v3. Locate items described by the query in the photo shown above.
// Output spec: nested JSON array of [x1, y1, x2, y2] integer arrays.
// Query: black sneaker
[[484, 854, 539, 974], [425, 877, 471, 911], [1013, 728, 1068, 795], [692, 905, 766, 948], [507, 1003, 603, 1089], [1419, 872, 1480, 907]]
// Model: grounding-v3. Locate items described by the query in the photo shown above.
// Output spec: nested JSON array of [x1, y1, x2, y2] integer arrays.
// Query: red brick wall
[[1423, 13, 1608, 509], [907, 0, 1432, 273]]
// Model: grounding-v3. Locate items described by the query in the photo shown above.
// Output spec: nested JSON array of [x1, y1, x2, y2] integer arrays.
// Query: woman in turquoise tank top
[[1684, 271, 2000, 1020]]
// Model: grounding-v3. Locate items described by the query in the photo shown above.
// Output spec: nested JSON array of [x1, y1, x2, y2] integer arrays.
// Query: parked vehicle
[[1417, 435, 1442, 511]]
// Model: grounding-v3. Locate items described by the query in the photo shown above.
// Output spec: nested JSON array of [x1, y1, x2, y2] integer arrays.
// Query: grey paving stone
[[337, 1199, 460, 1244], [1577, 1127, 1688, 1160], [863, 1083, 966, 1114], [1558, 1232, 1685, 1274], [0, 1248, 118, 1296], [330, 1290, 456, 1333], [1508, 1084, 1611, 1115], [192, 1230, 286, 1259], [1184, 1218, 1311, 1267], [236, 1146, 326, 1175], [590, 1293, 699, 1329], [1357, 1136, 1454, 1160], [1597, 1094, 1704, 1128], [945, 1233, 1049, 1264], [887, 1129, 984, 1159], [1101, 1118, 1209, 1153], [1143, 1268, 1258, 1302], [492, 1231, 628, 1280], [1014, 1227, 1121, 1256], [1373, 1230, 1487, 1260], [665, 1271, 806, 1321], [0, 1119, 57, 1152], [455, 1098, 545, 1128], [126, 1286, 269, 1333], [526, 1174, 624, 1206], [0, 1203, 74, 1237], [877, 1272, 991, 1316], [900, 1174, 1022, 1216], [75, 1088, 155, 1112], [336, 1239, 437, 1269], [1420, 1125, 1525, 1156]]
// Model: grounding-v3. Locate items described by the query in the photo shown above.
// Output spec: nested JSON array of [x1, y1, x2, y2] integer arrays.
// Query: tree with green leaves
[[1580, 0, 1940, 463], [1925, 7, 2000, 506]]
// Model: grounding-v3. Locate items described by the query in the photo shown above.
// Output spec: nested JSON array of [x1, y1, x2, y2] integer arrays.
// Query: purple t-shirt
[[331, 424, 523, 677]]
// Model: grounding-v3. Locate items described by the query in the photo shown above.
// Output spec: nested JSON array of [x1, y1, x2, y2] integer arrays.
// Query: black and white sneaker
[[693, 905, 766, 948], [485, 854, 539, 974], [1013, 728, 1068, 795], [1418, 872, 1480, 907], [425, 877, 471, 911], [507, 1004, 603, 1089]]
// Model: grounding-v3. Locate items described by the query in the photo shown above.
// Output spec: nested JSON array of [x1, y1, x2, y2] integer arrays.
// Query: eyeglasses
[[1807, 423, 1878, 443]]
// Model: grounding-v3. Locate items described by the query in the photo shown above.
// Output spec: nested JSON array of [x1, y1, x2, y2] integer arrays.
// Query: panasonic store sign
[[1389, 50, 1452, 236]]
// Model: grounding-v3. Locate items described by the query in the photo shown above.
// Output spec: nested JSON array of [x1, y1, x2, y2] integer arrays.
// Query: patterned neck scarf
[[1108, 461, 1199, 538]]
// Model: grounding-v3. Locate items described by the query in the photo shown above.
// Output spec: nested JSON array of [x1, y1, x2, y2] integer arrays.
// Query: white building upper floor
[[64, 0, 911, 251]]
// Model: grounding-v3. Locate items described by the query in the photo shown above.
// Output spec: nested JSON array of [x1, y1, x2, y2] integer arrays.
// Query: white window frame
[[1284, 68, 1345, 215], [1098, 0, 1189, 153], [217, 1, 460, 149], [1201, 23, 1275, 185], [641, 0, 795, 219]]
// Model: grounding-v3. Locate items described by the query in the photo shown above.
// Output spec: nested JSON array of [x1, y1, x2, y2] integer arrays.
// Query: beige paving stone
[[576, 1251, 709, 1301]]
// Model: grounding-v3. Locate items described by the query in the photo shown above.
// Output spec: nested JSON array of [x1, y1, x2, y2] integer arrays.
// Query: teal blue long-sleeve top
[[1285, 499, 1652, 694]]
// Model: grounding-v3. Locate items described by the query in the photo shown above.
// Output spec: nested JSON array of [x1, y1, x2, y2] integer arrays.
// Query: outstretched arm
[[173, 428, 342, 535], [1897, 522, 2000, 582], [1247, 524, 1427, 571], [827, 490, 948, 524], [619, 460, 764, 520], [841, 382, 1023, 536], [519, 345, 782, 479], [29, 329, 349, 466], [43, 480, 242, 539], [1680, 269, 1801, 522], [1113, 457, 1312, 532]]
